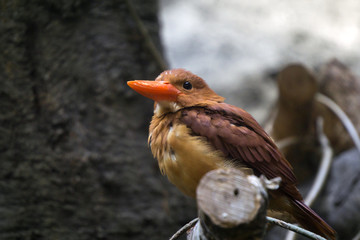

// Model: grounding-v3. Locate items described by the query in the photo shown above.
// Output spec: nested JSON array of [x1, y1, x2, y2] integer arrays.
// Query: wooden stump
[[271, 64, 319, 181], [317, 59, 360, 154], [187, 169, 278, 240], [270, 61, 360, 182]]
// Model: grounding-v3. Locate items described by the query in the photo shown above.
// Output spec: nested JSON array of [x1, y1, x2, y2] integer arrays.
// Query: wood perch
[[267, 60, 360, 239], [187, 169, 279, 240], [317, 59, 360, 154], [269, 61, 360, 182], [270, 64, 319, 182]]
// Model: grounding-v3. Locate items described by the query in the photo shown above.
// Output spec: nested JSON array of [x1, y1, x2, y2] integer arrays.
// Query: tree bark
[[0, 1, 196, 239]]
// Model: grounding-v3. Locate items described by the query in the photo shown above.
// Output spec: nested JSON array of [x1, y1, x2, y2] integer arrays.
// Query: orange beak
[[127, 80, 181, 102]]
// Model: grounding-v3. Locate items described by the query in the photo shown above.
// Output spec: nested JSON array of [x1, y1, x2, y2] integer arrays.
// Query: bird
[[127, 69, 336, 240]]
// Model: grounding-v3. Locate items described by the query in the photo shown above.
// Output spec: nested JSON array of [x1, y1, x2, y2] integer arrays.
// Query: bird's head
[[127, 69, 224, 115]]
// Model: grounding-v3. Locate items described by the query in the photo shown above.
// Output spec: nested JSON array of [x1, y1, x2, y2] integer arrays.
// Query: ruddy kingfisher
[[127, 69, 336, 239]]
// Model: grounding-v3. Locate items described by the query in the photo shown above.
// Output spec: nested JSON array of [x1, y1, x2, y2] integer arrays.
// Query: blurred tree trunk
[[0, 1, 196, 239]]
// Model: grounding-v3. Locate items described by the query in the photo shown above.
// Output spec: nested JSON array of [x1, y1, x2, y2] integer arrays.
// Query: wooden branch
[[316, 93, 360, 156], [125, 0, 168, 71], [317, 59, 360, 154], [270, 64, 319, 182], [187, 169, 278, 240], [272, 64, 318, 141], [270, 61, 360, 183]]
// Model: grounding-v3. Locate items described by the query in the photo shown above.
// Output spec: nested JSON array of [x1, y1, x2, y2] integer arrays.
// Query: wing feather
[[249, 147, 263, 162], [180, 102, 302, 200]]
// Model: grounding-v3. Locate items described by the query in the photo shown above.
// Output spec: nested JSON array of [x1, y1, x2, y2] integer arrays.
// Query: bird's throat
[[154, 101, 181, 116]]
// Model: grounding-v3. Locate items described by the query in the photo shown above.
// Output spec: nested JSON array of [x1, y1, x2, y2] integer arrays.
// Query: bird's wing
[[180, 102, 302, 200]]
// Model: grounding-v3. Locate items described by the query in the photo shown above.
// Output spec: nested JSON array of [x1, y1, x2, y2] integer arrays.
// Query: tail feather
[[293, 200, 336, 240]]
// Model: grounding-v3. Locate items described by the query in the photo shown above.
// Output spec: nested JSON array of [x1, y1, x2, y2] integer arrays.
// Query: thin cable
[[305, 117, 333, 206], [316, 93, 360, 155], [267, 216, 327, 240], [169, 218, 198, 240], [285, 117, 334, 240]]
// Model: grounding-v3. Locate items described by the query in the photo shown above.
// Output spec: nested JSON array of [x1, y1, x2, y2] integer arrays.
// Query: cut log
[[187, 169, 276, 240]]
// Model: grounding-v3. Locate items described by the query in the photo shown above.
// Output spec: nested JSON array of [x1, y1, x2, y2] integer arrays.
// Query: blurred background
[[160, 0, 360, 122], [1, 0, 359, 239]]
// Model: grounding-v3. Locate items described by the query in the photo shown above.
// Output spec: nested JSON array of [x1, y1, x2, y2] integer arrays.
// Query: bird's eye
[[183, 81, 192, 90]]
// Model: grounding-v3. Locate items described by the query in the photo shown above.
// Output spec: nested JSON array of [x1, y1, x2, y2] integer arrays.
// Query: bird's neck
[[153, 100, 223, 118], [153, 101, 181, 116]]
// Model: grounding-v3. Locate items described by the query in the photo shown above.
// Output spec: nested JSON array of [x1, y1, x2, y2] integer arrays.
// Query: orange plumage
[[127, 69, 336, 239]]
